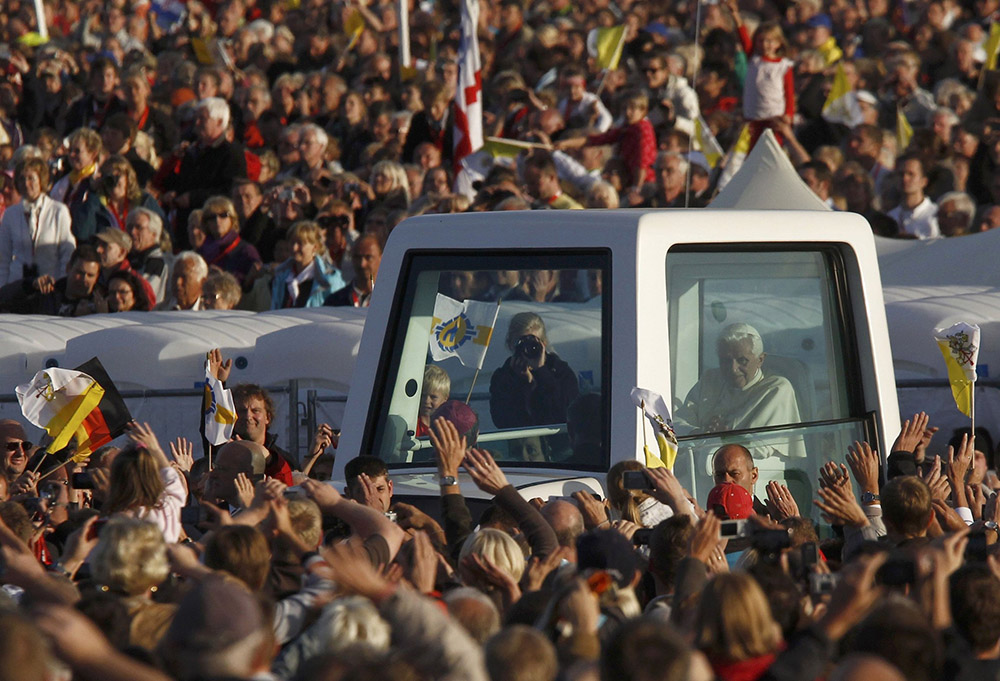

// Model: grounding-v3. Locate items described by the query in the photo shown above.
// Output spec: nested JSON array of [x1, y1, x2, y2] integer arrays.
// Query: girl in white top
[[0, 158, 75, 285], [728, 0, 796, 152]]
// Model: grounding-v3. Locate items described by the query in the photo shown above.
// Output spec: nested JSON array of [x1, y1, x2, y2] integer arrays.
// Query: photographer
[[488, 312, 579, 429]]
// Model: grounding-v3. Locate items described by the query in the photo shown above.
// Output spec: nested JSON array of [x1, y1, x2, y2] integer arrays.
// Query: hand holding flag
[[203, 355, 237, 446]]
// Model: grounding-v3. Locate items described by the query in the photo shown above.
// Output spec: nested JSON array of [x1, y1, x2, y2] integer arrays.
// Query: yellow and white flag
[[985, 23, 1000, 71], [202, 360, 237, 446], [716, 123, 751, 190], [16, 368, 105, 453], [588, 26, 626, 70], [429, 294, 500, 369], [934, 322, 980, 417], [693, 116, 724, 168], [822, 63, 863, 127], [897, 108, 913, 152], [630, 387, 678, 470]]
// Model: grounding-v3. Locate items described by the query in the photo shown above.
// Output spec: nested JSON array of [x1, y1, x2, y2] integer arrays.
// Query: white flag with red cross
[[453, 0, 483, 172]]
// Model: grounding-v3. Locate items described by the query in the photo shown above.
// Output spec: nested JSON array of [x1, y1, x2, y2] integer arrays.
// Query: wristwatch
[[861, 491, 880, 504], [439, 476, 458, 488], [984, 521, 999, 534]]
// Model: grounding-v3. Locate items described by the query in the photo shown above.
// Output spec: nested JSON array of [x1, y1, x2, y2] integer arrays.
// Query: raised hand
[[892, 412, 929, 453], [207, 348, 232, 383], [428, 417, 467, 478], [462, 448, 509, 496], [815, 481, 868, 528], [765, 481, 800, 520], [846, 441, 880, 496], [233, 472, 255, 509], [169, 437, 195, 473]]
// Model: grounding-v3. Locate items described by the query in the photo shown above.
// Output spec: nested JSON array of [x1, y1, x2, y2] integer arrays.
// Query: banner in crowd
[[453, 0, 483, 172], [934, 322, 980, 417], [630, 387, 678, 470], [15, 357, 131, 459], [202, 361, 237, 446], [429, 294, 500, 369], [822, 63, 863, 128]]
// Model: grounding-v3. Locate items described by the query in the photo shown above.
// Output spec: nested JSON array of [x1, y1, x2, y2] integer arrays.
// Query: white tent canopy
[[709, 129, 831, 212]]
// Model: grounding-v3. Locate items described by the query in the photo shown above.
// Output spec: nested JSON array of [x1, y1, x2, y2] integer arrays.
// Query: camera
[[279, 188, 295, 201], [514, 334, 544, 360], [622, 470, 651, 491], [72, 471, 94, 489], [750, 528, 791, 561], [809, 572, 839, 596], [720, 519, 748, 538], [877, 554, 916, 587], [632, 528, 652, 545]]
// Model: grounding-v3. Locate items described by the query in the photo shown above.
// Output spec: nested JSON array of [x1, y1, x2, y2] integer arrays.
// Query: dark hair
[[344, 455, 389, 488], [800, 160, 833, 186], [949, 564, 1000, 653], [648, 515, 693, 593], [847, 598, 943, 681], [204, 525, 271, 591], [108, 269, 153, 311], [601, 618, 691, 681], [881, 476, 932, 537], [70, 244, 102, 267]]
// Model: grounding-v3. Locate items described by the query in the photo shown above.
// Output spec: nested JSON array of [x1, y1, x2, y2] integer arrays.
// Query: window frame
[[361, 248, 614, 472]]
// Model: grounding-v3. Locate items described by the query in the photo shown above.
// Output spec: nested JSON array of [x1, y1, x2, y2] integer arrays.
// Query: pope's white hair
[[717, 323, 764, 356]]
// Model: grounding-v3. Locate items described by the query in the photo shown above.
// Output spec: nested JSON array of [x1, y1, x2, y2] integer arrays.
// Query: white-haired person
[[277, 122, 333, 182], [159, 96, 247, 245], [675, 322, 801, 443], [156, 250, 208, 310], [126, 207, 171, 303]]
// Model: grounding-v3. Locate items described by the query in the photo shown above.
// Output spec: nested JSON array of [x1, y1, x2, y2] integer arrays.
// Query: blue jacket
[[270, 255, 346, 309]]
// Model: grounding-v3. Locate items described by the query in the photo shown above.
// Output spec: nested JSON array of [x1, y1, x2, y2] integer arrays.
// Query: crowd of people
[[2, 0, 1000, 316], [1, 348, 1000, 681]]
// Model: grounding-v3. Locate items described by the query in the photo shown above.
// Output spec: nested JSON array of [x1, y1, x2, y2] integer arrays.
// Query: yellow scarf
[[68, 162, 97, 186]]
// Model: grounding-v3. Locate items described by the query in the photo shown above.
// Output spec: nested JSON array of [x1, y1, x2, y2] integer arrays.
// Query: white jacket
[[0, 195, 76, 286]]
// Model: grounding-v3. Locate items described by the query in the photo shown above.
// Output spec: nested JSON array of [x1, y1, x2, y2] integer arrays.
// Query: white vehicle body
[[332, 207, 900, 518]]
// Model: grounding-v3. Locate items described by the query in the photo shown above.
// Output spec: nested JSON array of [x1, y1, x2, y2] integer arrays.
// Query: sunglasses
[[319, 215, 350, 229], [5, 440, 32, 452], [205, 212, 231, 220]]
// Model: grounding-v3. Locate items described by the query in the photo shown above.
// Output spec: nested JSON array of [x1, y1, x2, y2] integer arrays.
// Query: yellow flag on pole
[[985, 23, 1000, 71], [694, 116, 724, 168], [631, 388, 679, 470], [589, 26, 626, 70], [822, 63, 863, 127], [933, 322, 980, 417]]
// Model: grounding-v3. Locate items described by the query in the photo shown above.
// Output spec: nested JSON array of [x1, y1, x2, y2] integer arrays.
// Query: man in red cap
[[711, 443, 768, 516], [705, 481, 754, 520]]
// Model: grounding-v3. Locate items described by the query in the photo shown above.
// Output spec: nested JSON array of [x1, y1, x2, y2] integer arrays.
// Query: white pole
[[32, 0, 49, 40], [398, 0, 411, 69]]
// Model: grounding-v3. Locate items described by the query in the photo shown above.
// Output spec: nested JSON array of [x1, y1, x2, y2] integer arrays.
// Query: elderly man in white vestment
[[676, 323, 803, 457]]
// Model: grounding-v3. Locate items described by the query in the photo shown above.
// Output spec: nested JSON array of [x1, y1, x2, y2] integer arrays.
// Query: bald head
[[207, 441, 268, 506], [0, 420, 30, 479], [541, 500, 584, 553], [711, 444, 758, 494], [830, 655, 905, 681]]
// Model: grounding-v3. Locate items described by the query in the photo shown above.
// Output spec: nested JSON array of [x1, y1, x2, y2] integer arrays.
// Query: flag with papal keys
[[453, 0, 483, 173], [429, 294, 500, 369], [16, 357, 131, 460], [693, 116, 724, 168], [822, 63, 863, 127], [934, 322, 980, 417], [897, 108, 913, 152], [202, 360, 237, 446], [630, 387, 678, 470], [587, 26, 626, 70]]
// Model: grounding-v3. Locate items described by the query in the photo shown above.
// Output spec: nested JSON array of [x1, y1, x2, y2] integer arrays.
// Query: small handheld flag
[[429, 294, 500, 369], [588, 26, 626, 70], [933, 322, 980, 417], [897, 108, 913, 152], [202, 359, 237, 446], [630, 387, 679, 470]]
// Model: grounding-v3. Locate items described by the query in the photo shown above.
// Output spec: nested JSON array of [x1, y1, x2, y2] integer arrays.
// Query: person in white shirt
[[0, 158, 75, 286], [887, 155, 940, 239], [557, 66, 613, 133]]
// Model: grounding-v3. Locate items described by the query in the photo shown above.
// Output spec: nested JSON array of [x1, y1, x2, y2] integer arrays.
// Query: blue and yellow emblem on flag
[[429, 294, 501, 369]]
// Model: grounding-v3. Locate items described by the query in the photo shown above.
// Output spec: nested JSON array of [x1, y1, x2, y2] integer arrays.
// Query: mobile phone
[[72, 471, 94, 489], [86, 518, 107, 541], [632, 528, 652, 545], [622, 470, 652, 491], [809, 572, 839, 596], [720, 519, 747, 538], [801, 542, 819, 567]]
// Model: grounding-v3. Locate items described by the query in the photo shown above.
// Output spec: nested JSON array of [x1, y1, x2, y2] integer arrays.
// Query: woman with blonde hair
[[694, 572, 783, 681], [459, 528, 526, 612], [51, 128, 103, 240], [607, 461, 675, 527], [270, 220, 345, 308], [196, 195, 262, 285], [87, 517, 177, 650], [370, 159, 411, 209], [103, 422, 186, 543]]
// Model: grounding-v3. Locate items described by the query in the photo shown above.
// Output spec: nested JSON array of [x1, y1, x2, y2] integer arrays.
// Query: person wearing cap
[[94, 226, 158, 304], [676, 324, 801, 451], [806, 14, 843, 66], [706, 480, 756, 520]]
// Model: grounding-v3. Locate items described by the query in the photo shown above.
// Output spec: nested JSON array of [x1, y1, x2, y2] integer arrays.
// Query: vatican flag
[[202, 360, 237, 446], [897, 108, 914, 152], [934, 322, 980, 417], [693, 116, 724, 168], [630, 387, 679, 470], [429, 294, 501, 369], [822, 63, 863, 127], [588, 26, 626, 70]]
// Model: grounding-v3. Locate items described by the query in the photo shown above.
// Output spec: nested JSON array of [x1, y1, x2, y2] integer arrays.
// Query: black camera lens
[[515, 334, 543, 360]]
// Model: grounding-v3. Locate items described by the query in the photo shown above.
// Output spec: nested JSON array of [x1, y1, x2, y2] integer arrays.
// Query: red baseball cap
[[706, 482, 753, 519]]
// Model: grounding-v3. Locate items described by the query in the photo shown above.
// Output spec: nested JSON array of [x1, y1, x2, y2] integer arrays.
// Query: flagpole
[[465, 298, 501, 404]]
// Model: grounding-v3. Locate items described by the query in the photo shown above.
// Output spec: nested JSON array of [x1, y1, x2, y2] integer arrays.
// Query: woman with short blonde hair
[[270, 220, 345, 308]]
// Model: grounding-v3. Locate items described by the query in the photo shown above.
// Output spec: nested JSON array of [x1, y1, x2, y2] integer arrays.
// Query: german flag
[[71, 358, 132, 459], [15, 358, 132, 462]]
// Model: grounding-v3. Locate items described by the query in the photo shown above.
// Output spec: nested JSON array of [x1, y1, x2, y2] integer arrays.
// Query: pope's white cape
[[429, 294, 500, 369]]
